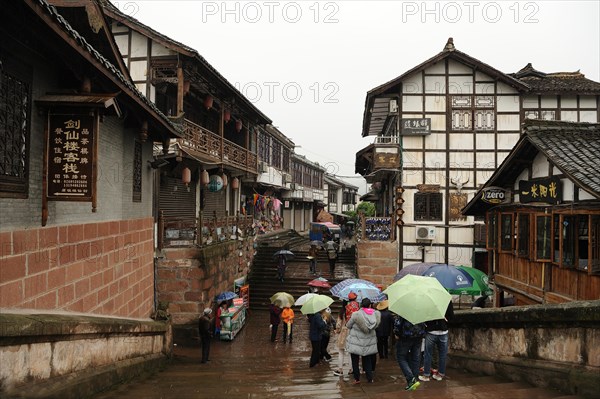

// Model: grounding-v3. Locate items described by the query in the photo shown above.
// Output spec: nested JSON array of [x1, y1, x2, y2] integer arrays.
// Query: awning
[[36, 93, 122, 117], [360, 191, 380, 202]]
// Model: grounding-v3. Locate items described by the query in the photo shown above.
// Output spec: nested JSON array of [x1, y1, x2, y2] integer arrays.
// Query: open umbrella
[[310, 240, 324, 247], [423, 264, 474, 292], [270, 292, 294, 308], [384, 275, 452, 325], [393, 262, 439, 281], [330, 278, 381, 301], [300, 294, 334, 315], [294, 292, 318, 306], [308, 277, 331, 289], [273, 250, 294, 260], [454, 266, 493, 296], [215, 291, 238, 302]]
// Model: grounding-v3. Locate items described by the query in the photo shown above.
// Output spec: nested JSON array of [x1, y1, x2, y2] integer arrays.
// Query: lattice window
[[258, 131, 269, 162], [414, 192, 442, 221], [271, 140, 281, 169], [132, 139, 142, 202], [475, 110, 495, 130], [451, 95, 495, 131], [282, 148, 290, 172], [452, 110, 471, 130], [0, 60, 31, 197], [525, 110, 556, 121]]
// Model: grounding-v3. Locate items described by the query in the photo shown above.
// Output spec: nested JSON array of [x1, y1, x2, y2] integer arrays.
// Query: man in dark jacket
[[198, 308, 213, 363], [419, 301, 454, 382], [309, 310, 327, 367], [269, 303, 282, 342], [375, 300, 393, 359]]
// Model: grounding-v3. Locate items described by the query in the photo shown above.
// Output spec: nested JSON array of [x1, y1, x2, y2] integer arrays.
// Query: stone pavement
[[93, 309, 580, 399]]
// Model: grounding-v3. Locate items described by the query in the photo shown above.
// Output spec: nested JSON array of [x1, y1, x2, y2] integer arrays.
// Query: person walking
[[320, 308, 335, 362], [325, 240, 338, 275], [375, 300, 393, 359], [420, 301, 454, 382], [333, 301, 349, 377], [281, 305, 295, 343], [276, 254, 287, 282], [308, 244, 319, 275], [345, 298, 381, 384], [198, 308, 213, 364], [269, 303, 282, 342], [309, 310, 327, 367], [394, 314, 425, 391]]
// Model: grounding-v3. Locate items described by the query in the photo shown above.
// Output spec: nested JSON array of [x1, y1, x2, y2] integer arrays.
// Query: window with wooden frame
[[553, 214, 560, 264], [486, 212, 497, 250], [499, 213, 513, 252], [535, 214, 552, 261], [590, 215, 600, 275], [517, 213, 530, 257], [451, 95, 495, 131], [0, 57, 32, 198], [271, 140, 282, 169], [561, 215, 577, 268], [414, 192, 443, 221]]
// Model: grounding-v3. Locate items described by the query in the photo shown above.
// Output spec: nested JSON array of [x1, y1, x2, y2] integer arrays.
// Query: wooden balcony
[[355, 138, 401, 182], [180, 119, 257, 173]]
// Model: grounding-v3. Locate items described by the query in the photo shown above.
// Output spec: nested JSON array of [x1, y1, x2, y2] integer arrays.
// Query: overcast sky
[[115, 0, 600, 193]]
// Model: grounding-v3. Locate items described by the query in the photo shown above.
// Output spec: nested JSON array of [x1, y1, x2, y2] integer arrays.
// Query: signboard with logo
[[401, 118, 431, 136], [519, 176, 562, 204], [481, 186, 509, 204]]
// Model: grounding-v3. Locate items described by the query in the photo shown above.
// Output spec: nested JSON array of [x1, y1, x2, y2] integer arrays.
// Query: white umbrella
[[294, 292, 317, 306]]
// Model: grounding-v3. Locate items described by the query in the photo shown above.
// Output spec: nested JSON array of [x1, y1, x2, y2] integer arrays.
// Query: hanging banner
[[47, 114, 95, 201]]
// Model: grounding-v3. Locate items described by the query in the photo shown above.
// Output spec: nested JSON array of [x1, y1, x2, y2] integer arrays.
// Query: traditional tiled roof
[[525, 120, 600, 195], [30, 0, 181, 136], [512, 63, 600, 94]]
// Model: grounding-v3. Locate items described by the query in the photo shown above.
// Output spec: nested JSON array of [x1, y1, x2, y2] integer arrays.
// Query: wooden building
[[324, 173, 358, 223], [463, 120, 599, 305], [1, 0, 181, 394], [355, 38, 600, 278]]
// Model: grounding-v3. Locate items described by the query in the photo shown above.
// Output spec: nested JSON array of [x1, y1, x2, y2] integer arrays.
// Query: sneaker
[[418, 375, 430, 382], [333, 369, 343, 377], [352, 380, 361, 385], [432, 373, 444, 381], [406, 378, 421, 391]]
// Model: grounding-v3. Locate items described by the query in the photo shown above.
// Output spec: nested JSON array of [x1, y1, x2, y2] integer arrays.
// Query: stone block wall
[[156, 236, 255, 337], [0, 217, 154, 318], [356, 240, 399, 288], [449, 300, 600, 398]]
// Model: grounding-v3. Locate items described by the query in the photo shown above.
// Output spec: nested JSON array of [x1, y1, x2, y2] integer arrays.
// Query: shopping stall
[[219, 297, 247, 341]]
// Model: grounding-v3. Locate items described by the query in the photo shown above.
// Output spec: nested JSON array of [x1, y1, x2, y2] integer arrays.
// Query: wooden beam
[[177, 66, 184, 115]]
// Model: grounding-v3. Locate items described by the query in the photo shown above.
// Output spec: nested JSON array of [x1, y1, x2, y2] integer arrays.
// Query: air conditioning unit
[[289, 183, 296, 190], [389, 99, 398, 114], [416, 226, 436, 240], [282, 173, 292, 184], [258, 161, 268, 173]]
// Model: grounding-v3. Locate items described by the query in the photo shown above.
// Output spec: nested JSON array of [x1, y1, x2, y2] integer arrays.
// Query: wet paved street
[[93, 309, 579, 399]]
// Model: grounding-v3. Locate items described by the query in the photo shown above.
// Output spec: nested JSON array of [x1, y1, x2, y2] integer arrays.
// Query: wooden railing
[[158, 211, 254, 250], [181, 119, 257, 173]]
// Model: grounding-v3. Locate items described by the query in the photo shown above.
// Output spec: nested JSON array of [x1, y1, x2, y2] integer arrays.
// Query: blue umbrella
[[215, 291, 238, 302], [330, 278, 381, 301], [393, 262, 439, 281], [422, 264, 474, 291]]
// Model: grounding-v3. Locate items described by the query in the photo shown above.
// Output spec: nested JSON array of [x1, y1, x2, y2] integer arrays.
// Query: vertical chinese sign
[[43, 113, 97, 225]]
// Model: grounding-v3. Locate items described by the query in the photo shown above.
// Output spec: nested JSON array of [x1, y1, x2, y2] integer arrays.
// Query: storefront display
[[219, 299, 247, 341]]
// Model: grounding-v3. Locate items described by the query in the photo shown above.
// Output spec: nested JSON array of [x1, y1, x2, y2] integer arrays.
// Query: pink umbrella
[[307, 278, 331, 288]]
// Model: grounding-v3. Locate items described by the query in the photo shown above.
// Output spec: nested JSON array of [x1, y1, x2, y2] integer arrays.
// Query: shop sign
[[47, 114, 95, 201], [481, 186, 509, 204], [401, 118, 431, 136], [519, 176, 562, 204]]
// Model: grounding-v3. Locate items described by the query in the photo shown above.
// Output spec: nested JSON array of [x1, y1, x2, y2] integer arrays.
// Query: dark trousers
[[320, 334, 331, 360], [282, 323, 293, 343], [350, 353, 375, 382], [328, 258, 336, 274], [200, 335, 211, 363], [396, 337, 421, 384], [377, 335, 389, 359], [270, 323, 279, 342], [310, 339, 322, 367]]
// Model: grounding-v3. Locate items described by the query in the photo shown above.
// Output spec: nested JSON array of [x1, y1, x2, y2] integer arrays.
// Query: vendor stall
[[219, 299, 247, 341]]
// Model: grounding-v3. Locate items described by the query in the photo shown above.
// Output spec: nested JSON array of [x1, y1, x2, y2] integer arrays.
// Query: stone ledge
[[3, 353, 168, 399]]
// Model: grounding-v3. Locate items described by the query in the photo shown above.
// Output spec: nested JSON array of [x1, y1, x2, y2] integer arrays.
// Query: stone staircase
[[249, 230, 357, 314]]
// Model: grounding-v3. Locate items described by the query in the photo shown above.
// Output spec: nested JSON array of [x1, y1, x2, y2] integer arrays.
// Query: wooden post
[[219, 106, 224, 163], [176, 66, 184, 115]]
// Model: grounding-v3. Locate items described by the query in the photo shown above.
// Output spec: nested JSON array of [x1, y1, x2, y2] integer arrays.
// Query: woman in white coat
[[345, 298, 381, 384]]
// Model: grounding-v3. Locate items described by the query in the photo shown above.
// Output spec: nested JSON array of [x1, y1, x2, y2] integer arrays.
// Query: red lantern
[[204, 94, 213, 110], [200, 169, 209, 186], [224, 109, 231, 123], [231, 177, 239, 190], [182, 167, 191, 185], [235, 119, 242, 132], [221, 173, 228, 188]]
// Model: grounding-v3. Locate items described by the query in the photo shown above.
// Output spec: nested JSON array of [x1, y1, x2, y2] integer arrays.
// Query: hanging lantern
[[231, 177, 239, 190], [224, 109, 231, 123], [204, 94, 213, 110], [182, 167, 191, 186], [235, 119, 242, 132], [208, 174, 224, 192], [200, 169, 210, 186], [221, 172, 228, 188]]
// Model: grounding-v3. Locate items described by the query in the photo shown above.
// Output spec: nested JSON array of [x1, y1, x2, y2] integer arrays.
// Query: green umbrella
[[453, 266, 493, 296], [270, 292, 295, 308], [300, 294, 334, 315], [384, 275, 452, 325]]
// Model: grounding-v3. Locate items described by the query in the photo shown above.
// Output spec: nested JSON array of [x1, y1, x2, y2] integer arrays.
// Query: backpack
[[393, 316, 425, 338]]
